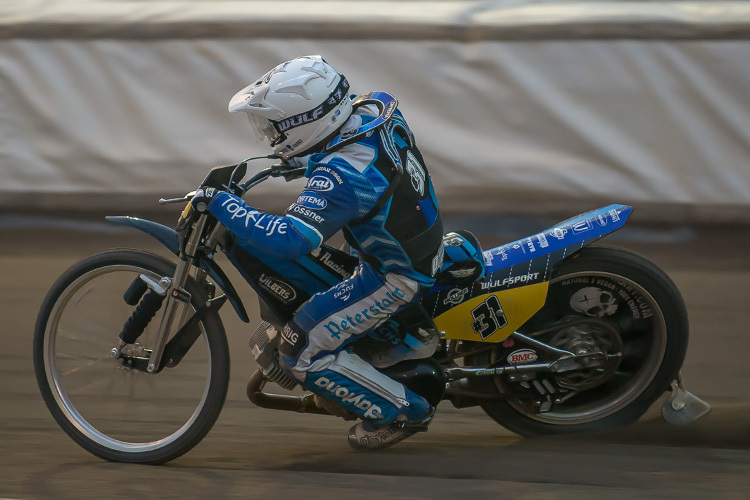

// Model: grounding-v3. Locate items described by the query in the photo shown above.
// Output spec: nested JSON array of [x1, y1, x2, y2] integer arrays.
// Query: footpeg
[[662, 371, 711, 425]]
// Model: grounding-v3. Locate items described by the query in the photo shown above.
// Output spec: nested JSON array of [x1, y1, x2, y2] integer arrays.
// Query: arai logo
[[307, 176, 334, 192], [507, 349, 538, 365]]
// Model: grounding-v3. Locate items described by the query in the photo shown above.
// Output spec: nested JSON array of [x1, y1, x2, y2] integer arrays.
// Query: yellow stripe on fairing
[[181, 202, 192, 220], [435, 282, 549, 342]]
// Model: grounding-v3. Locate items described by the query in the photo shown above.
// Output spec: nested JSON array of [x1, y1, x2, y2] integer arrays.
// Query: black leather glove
[[190, 187, 220, 213]]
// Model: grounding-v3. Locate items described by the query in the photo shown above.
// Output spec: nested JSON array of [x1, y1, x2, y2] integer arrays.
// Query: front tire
[[33, 249, 230, 464], [469, 246, 688, 436]]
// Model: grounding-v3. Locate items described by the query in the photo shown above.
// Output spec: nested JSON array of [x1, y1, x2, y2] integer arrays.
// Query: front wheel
[[33, 249, 230, 464], [469, 246, 688, 436]]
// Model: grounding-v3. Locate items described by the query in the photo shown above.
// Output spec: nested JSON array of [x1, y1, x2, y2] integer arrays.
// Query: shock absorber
[[118, 275, 169, 345]]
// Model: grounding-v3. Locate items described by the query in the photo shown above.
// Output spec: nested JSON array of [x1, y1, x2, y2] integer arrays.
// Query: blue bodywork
[[482, 204, 633, 274], [106, 216, 180, 255], [421, 205, 633, 318]]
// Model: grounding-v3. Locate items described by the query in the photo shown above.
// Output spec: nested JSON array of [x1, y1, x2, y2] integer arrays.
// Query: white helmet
[[228, 55, 353, 159]]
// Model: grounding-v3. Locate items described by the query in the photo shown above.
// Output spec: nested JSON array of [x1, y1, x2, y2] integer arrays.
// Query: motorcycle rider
[[191, 55, 444, 449]]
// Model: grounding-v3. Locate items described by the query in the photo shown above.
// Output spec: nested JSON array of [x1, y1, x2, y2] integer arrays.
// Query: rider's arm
[[205, 192, 313, 259], [205, 158, 377, 259]]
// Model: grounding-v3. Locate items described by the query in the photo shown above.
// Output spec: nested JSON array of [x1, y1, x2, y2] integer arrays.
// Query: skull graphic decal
[[570, 287, 618, 317]]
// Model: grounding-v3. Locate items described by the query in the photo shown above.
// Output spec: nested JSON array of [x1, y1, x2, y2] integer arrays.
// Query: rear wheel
[[468, 246, 688, 436], [33, 249, 230, 463]]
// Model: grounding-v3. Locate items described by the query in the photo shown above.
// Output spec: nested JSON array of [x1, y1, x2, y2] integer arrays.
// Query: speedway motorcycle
[[33, 159, 710, 464]]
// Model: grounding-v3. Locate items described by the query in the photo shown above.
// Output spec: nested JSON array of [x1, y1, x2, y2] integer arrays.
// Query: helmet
[[228, 55, 353, 159]]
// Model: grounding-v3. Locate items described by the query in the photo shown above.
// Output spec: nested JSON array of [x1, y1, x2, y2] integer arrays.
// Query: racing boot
[[347, 407, 435, 451]]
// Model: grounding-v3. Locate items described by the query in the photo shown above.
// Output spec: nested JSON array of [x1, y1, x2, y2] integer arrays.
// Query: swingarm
[[444, 351, 617, 382]]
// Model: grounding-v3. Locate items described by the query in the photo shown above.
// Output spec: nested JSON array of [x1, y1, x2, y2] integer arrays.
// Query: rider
[[191, 55, 444, 449]]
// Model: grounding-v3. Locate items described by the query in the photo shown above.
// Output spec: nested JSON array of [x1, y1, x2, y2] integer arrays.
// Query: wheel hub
[[549, 320, 623, 390]]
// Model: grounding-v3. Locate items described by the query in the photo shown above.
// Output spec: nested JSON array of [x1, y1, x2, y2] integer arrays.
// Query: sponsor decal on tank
[[258, 273, 297, 303]]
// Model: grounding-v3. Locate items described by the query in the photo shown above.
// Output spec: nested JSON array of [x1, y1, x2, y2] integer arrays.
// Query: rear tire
[[33, 249, 230, 464], [469, 246, 688, 436]]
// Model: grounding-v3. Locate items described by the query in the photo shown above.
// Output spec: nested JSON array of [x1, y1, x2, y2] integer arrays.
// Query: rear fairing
[[422, 205, 632, 342]]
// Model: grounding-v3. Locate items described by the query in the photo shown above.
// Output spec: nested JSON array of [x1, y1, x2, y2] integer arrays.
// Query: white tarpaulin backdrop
[[1, 1, 750, 220]]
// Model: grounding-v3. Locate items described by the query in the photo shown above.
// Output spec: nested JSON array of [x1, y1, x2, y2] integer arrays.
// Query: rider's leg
[[278, 262, 431, 426]]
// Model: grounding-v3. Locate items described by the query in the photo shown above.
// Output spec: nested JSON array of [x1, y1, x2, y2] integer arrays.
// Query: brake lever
[[159, 191, 196, 205], [268, 162, 306, 182]]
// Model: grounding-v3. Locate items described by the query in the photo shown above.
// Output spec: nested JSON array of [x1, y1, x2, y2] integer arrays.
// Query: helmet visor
[[247, 113, 283, 144]]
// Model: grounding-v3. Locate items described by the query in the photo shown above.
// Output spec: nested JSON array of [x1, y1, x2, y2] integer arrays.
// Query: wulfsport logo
[[314, 377, 382, 419], [276, 105, 327, 132]]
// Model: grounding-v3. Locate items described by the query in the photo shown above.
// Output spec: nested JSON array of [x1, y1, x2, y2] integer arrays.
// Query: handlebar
[[162, 156, 305, 206], [238, 164, 306, 193], [170, 157, 306, 255]]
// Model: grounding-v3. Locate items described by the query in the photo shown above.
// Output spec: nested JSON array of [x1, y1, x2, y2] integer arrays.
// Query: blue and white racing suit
[[205, 104, 444, 425]]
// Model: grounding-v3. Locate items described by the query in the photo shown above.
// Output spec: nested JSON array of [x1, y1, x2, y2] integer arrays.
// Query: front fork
[[112, 214, 210, 373]]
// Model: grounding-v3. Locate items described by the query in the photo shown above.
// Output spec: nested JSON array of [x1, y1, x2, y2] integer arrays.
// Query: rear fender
[[430, 205, 632, 342], [482, 204, 633, 274], [106, 216, 249, 323]]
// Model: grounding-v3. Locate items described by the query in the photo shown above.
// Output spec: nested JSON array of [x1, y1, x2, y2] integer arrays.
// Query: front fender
[[106, 216, 249, 323], [106, 216, 180, 255]]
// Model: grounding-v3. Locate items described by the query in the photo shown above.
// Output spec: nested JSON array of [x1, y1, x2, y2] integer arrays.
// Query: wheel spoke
[[60, 355, 111, 377]]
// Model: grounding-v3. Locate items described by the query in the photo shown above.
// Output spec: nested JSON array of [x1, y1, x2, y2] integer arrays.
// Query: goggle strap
[[269, 75, 350, 135]]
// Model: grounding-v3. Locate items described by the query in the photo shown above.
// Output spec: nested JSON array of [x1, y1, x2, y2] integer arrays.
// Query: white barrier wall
[[2, 1, 750, 220]]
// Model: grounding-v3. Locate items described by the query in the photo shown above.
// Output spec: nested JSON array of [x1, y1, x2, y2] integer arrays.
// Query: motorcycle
[[33, 159, 711, 464]]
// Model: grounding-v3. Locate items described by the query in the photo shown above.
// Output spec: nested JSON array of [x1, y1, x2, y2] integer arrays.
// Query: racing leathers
[[204, 103, 443, 426]]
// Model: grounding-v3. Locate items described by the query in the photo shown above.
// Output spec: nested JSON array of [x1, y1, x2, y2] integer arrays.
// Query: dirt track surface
[[2, 214, 750, 499]]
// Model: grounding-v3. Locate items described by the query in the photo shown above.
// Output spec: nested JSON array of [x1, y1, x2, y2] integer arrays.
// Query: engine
[[248, 321, 298, 391]]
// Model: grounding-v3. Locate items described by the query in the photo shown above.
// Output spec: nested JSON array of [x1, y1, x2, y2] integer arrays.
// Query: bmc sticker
[[507, 349, 538, 365]]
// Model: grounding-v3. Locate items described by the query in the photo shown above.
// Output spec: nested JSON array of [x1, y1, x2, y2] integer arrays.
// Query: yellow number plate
[[434, 282, 549, 342]]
